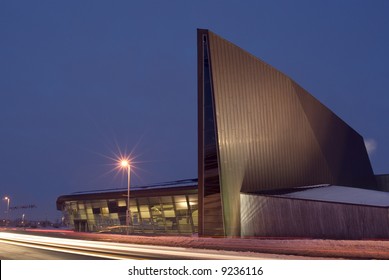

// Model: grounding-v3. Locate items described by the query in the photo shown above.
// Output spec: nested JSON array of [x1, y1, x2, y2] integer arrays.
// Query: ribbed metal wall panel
[[197, 30, 205, 236], [198, 29, 377, 237], [241, 193, 389, 239], [293, 82, 376, 188], [198, 30, 225, 236]]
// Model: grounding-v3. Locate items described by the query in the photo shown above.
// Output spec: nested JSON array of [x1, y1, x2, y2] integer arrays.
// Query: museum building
[[57, 29, 389, 239]]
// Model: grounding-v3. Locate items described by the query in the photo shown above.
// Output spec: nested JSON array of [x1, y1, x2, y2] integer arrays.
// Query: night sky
[[1, 1, 388, 221]]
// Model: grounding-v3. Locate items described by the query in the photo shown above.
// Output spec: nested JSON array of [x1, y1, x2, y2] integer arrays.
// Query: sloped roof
[[269, 185, 389, 207]]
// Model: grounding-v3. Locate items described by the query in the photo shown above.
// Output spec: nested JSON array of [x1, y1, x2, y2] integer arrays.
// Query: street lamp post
[[120, 160, 131, 235], [4, 196, 10, 226], [4, 197, 10, 213]]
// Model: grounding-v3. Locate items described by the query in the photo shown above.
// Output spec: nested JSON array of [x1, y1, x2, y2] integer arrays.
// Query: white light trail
[[0, 232, 270, 260]]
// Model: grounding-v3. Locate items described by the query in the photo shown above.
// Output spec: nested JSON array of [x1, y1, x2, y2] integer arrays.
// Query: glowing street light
[[119, 159, 131, 235], [4, 196, 10, 212]]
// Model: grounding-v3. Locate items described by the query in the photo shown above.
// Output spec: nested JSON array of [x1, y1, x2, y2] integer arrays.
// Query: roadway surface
[[0, 229, 290, 260], [7, 228, 384, 259], [0, 241, 104, 260]]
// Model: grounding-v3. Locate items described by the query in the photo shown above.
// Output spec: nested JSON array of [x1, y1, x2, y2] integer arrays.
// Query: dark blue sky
[[1, 0, 388, 221]]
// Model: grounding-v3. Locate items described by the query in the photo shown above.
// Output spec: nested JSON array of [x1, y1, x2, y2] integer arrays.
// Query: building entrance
[[74, 219, 88, 232]]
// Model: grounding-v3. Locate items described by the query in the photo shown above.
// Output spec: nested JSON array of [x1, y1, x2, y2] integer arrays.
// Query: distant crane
[[9, 204, 37, 210]]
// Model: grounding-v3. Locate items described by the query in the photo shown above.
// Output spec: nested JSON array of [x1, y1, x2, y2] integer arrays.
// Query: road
[[0, 231, 279, 260], [0, 241, 104, 260]]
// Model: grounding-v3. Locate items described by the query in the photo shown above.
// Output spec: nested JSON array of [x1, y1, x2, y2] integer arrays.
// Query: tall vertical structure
[[198, 29, 377, 237]]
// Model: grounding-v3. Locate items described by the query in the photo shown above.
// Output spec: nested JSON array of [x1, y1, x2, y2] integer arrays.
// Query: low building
[[56, 179, 198, 234], [57, 180, 389, 239]]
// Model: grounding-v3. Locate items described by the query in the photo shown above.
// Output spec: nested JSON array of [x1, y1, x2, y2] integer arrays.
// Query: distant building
[[57, 29, 389, 239], [376, 174, 389, 192]]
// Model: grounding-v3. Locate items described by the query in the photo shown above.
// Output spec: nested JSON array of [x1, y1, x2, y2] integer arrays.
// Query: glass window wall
[[63, 193, 198, 235]]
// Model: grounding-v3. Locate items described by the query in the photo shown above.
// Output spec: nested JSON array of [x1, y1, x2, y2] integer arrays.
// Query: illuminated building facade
[[56, 179, 198, 234], [57, 29, 389, 239], [197, 29, 388, 238]]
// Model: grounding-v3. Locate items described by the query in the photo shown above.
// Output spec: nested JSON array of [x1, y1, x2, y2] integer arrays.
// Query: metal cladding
[[241, 192, 389, 239], [197, 29, 377, 237]]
